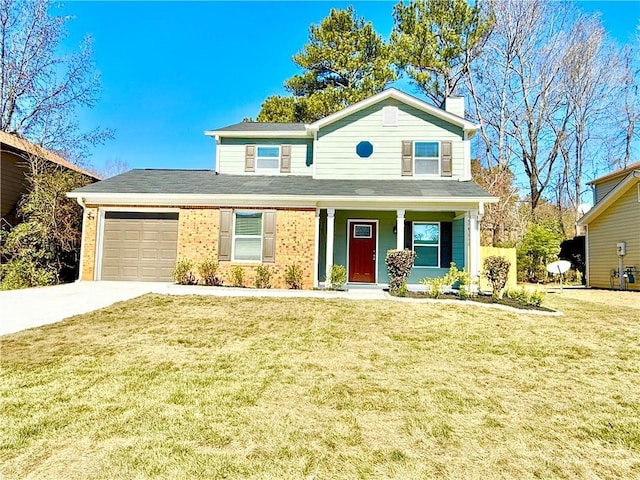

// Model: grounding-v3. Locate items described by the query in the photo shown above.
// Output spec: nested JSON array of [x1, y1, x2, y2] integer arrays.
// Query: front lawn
[[1, 289, 639, 479]]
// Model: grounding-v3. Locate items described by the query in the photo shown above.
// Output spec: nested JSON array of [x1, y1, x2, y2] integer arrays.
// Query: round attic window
[[356, 141, 373, 158]]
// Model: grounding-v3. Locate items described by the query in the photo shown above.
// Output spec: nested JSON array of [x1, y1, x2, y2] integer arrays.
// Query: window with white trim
[[233, 211, 263, 261], [414, 141, 440, 175], [256, 146, 280, 171], [413, 222, 440, 267]]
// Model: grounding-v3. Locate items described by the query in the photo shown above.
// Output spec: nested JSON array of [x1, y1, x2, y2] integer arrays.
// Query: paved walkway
[[0, 282, 388, 335]]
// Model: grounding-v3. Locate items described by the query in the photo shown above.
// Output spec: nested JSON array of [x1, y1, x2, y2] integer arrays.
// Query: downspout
[[76, 197, 87, 282], [214, 135, 220, 173]]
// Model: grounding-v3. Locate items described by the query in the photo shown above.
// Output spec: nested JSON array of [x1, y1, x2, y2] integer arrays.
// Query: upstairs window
[[256, 146, 280, 171], [414, 141, 440, 176]]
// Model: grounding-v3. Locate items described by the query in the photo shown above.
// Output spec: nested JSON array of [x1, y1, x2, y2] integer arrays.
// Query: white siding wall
[[314, 98, 466, 180], [217, 138, 313, 176]]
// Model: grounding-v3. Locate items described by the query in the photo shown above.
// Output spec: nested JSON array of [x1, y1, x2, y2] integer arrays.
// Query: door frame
[[346, 219, 379, 284], [95, 206, 180, 280]]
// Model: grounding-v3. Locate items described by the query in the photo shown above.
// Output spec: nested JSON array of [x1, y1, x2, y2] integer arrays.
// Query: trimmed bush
[[285, 264, 303, 289], [330, 264, 347, 290], [173, 259, 197, 285], [385, 249, 416, 295], [483, 255, 510, 300], [229, 266, 245, 287], [254, 265, 272, 289], [198, 258, 221, 286]]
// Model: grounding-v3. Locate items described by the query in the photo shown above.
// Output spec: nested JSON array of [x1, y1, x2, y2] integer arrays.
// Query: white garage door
[[100, 212, 179, 281]]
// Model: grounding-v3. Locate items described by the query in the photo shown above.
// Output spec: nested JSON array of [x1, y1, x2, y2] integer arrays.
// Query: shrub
[[173, 259, 197, 285], [505, 287, 546, 307], [421, 276, 447, 299], [385, 249, 417, 295], [0, 258, 56, 290], [330, 264, 347, 290], [254, 265, 271, 289], [285, 264, 303, 289], [198, 258, 221, 286], [229, 266, 245, 287], [483, 255, 510, 300], [396, 281, 408, 297], [517, 224, 562, 283], [458, 284, 470, 300]]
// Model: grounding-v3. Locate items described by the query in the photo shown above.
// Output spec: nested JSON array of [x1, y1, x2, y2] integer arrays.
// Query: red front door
[[348, 221, 376, 283]]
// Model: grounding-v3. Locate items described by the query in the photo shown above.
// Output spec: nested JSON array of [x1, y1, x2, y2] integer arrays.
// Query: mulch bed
[[401, 291, 555, 312]]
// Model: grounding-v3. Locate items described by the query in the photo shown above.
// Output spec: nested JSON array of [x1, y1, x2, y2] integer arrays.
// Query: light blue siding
[[218, 137, 313, 175], [315, 98, 467, 180]]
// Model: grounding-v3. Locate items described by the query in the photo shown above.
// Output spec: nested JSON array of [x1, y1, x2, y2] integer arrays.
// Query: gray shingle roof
[[214, 122, 306, 132], [71, 169, 493, 199]]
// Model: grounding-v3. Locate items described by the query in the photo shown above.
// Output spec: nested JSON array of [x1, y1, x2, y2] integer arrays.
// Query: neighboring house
[[578, 162, 640, 291], [1, 131, 99, 227], [68, 89, 496, 288]]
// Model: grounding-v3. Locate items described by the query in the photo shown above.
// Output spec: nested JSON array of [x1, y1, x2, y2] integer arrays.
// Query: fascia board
[[578, 171, 639, 225], [204, 130, 311, 139], [68, 192, 497, 208]]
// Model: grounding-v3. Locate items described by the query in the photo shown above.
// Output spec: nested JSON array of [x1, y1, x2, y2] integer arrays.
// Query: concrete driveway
[[0, 281, 170, 336]]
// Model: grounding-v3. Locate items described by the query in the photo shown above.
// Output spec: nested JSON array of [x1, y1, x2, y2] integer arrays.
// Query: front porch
[[314, 207, 482, 289]]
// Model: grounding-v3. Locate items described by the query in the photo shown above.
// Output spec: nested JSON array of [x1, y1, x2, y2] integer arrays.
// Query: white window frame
[[232, 211, 263, 262], [414, 141, 441, 176], [353, 224, 373, 238], [412, 221, 440, 268], [255, 145, 281, 172]]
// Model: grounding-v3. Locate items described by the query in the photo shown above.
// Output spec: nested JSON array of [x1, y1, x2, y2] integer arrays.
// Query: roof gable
[[308, 88, 478, 135], [579, 169, 640, 225], [205, 88, 479, 139], [0, 131, 99, 179], [587, 161, 640, 185]]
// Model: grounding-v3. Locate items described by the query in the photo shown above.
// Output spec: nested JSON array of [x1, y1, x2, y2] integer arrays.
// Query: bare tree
[[556, 16, 624, 231], [611, 45, 640, 168], [94, 157, 130, 179], [0, 0, 110, 162], [465, 0, 624, 221]]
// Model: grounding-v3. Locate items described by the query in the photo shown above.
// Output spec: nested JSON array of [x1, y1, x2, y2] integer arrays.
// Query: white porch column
[[396, 208, 405, 250], [313, 208, 320, 288], [324, 208, 335, 288], [469, 210, 480, 278]]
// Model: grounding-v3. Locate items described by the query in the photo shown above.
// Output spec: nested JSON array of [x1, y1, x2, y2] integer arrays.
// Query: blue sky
[[57, 1, 640, 173]]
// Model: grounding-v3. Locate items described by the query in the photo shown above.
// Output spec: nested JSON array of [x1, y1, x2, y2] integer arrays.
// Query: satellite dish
[[547, 260, 571, 274], [577, 203, 592, 216]]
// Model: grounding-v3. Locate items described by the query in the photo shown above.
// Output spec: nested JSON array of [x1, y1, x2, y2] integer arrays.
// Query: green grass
[[1, 289, 639, 479]]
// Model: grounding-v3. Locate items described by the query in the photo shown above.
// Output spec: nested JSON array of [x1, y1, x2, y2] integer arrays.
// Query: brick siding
[[80, 205, 316, 288]]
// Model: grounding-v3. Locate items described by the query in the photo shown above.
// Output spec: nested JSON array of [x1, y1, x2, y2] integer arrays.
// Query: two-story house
[[68, 89, 496, 288]]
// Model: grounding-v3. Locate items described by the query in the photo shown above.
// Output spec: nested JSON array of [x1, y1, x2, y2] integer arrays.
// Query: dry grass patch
[[1, 290, 639, 479]]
